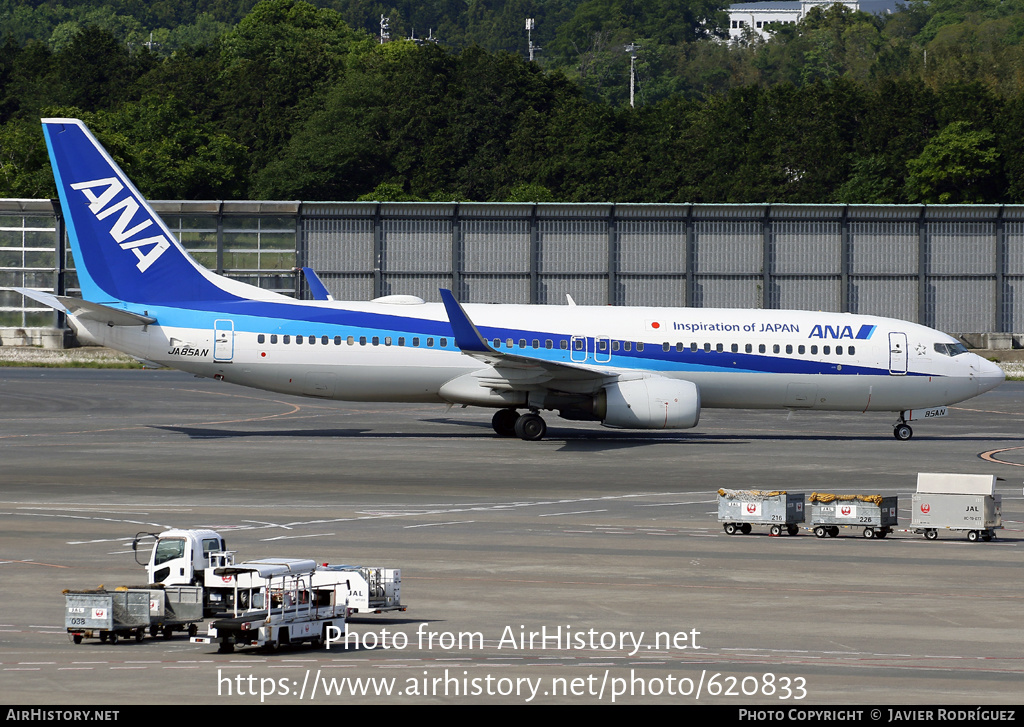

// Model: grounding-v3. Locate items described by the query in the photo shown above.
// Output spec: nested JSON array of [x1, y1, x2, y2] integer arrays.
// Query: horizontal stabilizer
[[16, 288, 155, 326]]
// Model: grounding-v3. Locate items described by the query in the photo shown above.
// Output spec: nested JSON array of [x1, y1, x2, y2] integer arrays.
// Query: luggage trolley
[[807, 493, 898, 539], [717, 489, 805, 536]]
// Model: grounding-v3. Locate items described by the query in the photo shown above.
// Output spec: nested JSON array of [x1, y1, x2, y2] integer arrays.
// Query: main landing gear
[[893, 414, 913, 441], [491, 409, 547, 441]]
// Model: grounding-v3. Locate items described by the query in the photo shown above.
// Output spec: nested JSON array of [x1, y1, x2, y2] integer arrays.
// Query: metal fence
[[2, 200, 1022, 336]]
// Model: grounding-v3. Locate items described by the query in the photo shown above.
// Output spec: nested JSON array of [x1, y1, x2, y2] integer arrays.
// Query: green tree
[[904, 120, 1000, 203]]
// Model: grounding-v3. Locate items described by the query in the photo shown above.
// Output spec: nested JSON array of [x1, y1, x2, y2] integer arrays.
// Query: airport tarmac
[[0, 368, 1021, 705]]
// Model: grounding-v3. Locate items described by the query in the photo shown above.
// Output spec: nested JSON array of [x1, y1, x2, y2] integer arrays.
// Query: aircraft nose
[[975, 357, 1005, 393]]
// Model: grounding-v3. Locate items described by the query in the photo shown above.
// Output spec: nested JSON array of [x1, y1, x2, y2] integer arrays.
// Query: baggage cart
[[148, 585, 204, 639], [717, 489, 804, 536], [912, 473, 1003, 542], [911, 493, 1002, 541], [808, 494, 898, 539], [64, 588, 153, 644]]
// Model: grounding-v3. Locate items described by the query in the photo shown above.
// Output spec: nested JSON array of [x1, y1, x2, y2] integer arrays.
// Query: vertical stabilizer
[[42, 118, 278, 305]]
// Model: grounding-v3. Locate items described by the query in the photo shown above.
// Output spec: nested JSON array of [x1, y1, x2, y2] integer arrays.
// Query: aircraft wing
[[16, 288, 156, 326], [439, 289, 610, 389]]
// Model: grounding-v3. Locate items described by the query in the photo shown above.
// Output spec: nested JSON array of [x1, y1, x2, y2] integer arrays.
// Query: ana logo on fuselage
[[69, 177, 170, 272], [808, 324, 876, 340]]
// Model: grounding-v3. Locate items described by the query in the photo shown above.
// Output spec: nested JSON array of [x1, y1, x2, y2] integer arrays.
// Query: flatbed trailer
[[717, 489, 805, 536], [808, 494, 898, 539]]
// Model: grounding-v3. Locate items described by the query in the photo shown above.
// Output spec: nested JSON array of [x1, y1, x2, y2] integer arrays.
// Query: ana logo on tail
[[70, 177, 170, 273]]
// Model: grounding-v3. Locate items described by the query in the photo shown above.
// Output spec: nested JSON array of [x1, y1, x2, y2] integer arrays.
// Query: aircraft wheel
[[814, 526, 828, 538], [863, 527, 875, 539], [724, 523, 737, 535], [491, 409, 519, 437], [924, 529, 938, 541], [740, 523, 752, 535], [967, 530, 979, 542], [893, 424, 913, 441], [515, 413, 547, 441]]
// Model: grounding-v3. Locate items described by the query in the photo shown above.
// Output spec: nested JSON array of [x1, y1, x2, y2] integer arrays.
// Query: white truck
[[190, 559, 349, 653], [133, 529, 405, 615]]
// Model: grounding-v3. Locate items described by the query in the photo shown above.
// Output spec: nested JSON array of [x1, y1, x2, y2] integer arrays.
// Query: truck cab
[[136, 529, 230, 585]]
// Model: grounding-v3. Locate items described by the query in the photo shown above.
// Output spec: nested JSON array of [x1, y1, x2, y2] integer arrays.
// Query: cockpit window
[[934, 342, 970, 357]]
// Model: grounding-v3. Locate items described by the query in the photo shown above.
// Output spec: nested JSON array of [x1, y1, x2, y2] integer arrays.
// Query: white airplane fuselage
[[70, 298, 1002, 413]]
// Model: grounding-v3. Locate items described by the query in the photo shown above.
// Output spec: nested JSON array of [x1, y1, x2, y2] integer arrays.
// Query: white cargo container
[[717, 489, 805, 536], [912, 473, 1003, 542]]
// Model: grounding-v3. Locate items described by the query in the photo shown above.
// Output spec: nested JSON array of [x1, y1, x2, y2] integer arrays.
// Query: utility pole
[[625, 43, 640, 108]]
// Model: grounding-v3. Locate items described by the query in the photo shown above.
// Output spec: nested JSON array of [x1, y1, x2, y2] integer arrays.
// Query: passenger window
[[823, 345, 831, 355], [785, 345, 792, 354], [663, 342, 670, 352], [573, 339, 583, 351], [848, 346, 855, 355], [493, 339, 501, 348], [440, 338, 447, 347], [690, 342, 697, 352], [560, 340, 568, 350], [347, 336, 355, 345], [398, 337, 405, 346], [546, 340, 553, 349], [296, 336, 303, 345], [637, 342, 644, 352], [258, 334, 265, 344], [359, 336, 366, 345], [731, 343, 738, 353], [532, 339, 539, 348], [836, 346, 843, 355], [676, 343, 684, 352], [703, 343, 711, 352], [270, 334, 278, 344], [412, 337, 420, 346], [811, 345, 817, 354], [427, 337, 434, 347], [716, 343, 723, 352], [322, 335, 329, 345], [758, 344, 765, 353], [623, 341, 631, 352], [385, 337, 392, 346], [507, 338, 514, 348], [745, 343, 752, 353], [773, 344, 780, 354], [798, 345, 805, 354], [334, 336, 342, 345], [598, 340, 608, 352], [519, 339, 527, 348], [372, 336, 379, 346], [283, 335, 291, 344], [612, 341, 620, 351]]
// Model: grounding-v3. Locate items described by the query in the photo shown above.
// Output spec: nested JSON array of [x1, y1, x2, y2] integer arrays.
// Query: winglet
[[438, 289, 492, 354], [301, 267, 334, 301]]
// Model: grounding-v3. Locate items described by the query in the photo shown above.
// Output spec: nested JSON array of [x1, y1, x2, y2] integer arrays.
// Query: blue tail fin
[[42, 118, 244, 305]]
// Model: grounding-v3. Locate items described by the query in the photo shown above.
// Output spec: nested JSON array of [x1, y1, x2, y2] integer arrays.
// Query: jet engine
[[597, 375, 701, 429]]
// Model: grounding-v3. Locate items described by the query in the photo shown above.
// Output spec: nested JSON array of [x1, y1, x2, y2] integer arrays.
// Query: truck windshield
[[154, 538, 186, 565]]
